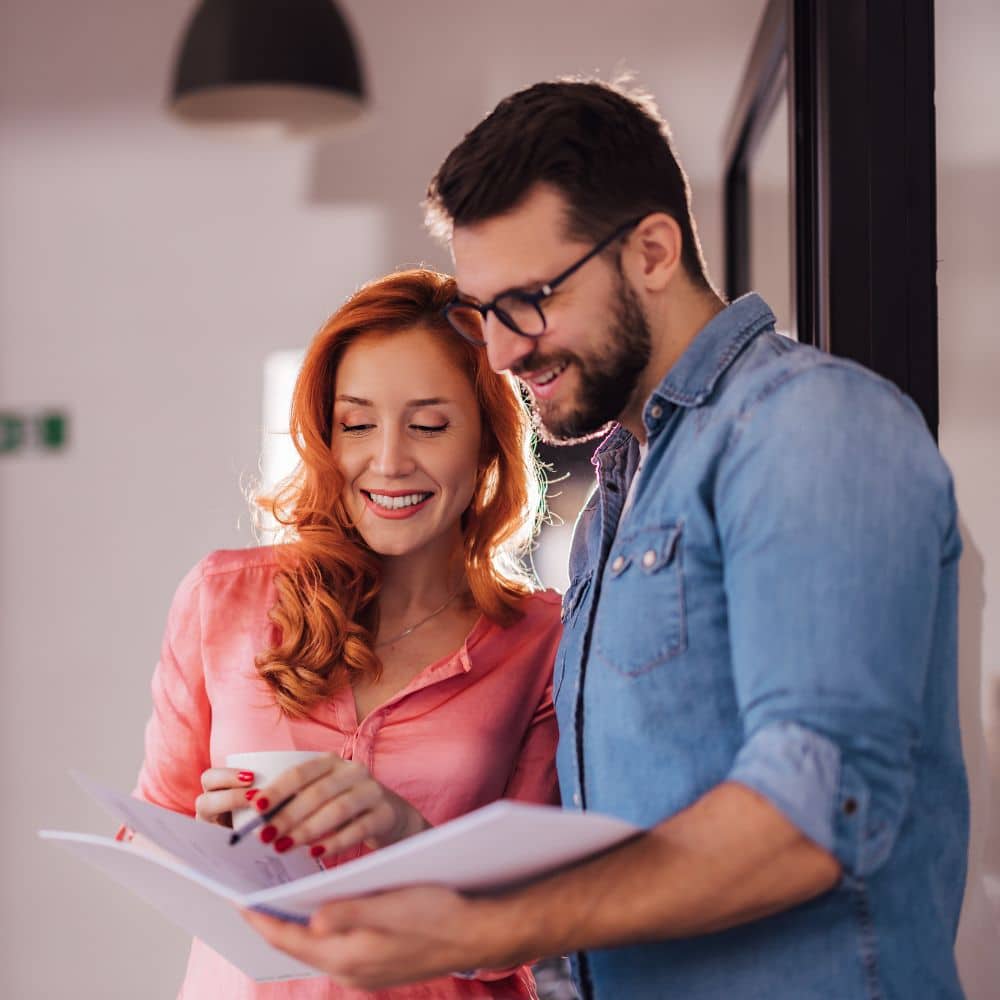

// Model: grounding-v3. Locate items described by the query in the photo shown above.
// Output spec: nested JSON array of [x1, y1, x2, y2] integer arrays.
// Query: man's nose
[[484, 313, 536, 374], [371, 429, 416, 477]]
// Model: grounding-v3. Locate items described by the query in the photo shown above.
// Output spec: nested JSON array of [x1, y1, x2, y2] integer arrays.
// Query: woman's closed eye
[[339, 422, 375, 434], [411, 422, 449, 435]]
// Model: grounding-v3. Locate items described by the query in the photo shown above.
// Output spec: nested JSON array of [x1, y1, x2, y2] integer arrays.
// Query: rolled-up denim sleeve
[[716, 363, 960, 876]]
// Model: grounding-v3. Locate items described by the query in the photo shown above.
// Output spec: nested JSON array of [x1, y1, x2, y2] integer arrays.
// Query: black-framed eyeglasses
[[443, 216, 644, 346]]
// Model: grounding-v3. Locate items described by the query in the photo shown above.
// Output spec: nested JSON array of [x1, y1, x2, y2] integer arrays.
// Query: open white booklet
[[39, 773, 640, 983]]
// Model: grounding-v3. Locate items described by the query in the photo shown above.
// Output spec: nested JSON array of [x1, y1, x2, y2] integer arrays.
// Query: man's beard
[[525, 275, 653, 446]]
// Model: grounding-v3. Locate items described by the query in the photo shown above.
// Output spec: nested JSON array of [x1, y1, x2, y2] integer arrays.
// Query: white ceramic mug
[[225, 749, 328, 826]]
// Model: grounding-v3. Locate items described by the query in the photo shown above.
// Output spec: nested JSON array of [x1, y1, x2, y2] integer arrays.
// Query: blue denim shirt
[[554, 294, 968, 1000]]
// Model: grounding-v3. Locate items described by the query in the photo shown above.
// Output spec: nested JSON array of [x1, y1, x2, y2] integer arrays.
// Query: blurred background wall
[[0, 1, 996, 997]]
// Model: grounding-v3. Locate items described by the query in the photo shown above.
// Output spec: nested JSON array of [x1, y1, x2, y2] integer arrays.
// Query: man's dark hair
[[426, 78, 710, 288]]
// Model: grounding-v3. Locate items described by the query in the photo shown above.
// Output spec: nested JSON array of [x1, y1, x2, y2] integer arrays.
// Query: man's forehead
[[451, 187, 576, 299]]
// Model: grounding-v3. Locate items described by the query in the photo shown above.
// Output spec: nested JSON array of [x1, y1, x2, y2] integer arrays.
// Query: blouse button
[[611, 555, 626, 573], [642, 549, 657, 568], [650, 403, 663, 419], [843, 797, 858, 816]]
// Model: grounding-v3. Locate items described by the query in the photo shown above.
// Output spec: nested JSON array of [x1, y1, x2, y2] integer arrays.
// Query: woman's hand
[[250, 754, 429, 858], [194, 767, 256, 827]]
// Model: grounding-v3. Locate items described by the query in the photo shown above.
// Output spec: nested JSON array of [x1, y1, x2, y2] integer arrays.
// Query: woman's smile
[[362, 489, 435, 519]]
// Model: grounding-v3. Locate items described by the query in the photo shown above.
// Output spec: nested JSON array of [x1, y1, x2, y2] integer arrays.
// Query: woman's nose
[[370, 429, 416, 477]]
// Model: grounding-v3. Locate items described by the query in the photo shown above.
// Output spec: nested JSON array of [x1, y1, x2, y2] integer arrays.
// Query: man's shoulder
[[723, 332, 904, 415]]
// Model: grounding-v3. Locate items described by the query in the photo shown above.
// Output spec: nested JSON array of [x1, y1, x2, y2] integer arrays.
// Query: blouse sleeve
[[502, 593, 562, 808], [132, 560, 212, 817]]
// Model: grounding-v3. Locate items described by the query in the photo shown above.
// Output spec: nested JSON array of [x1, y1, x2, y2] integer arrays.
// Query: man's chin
[[530, 402, 616, 447]]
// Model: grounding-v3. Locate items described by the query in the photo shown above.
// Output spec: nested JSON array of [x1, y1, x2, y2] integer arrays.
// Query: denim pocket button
[[593, 521, 687, 676]]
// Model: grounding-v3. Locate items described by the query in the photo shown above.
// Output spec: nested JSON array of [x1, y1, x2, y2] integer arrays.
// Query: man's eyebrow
[[334, 395, 453, 408], [456, 275, 550, 304]]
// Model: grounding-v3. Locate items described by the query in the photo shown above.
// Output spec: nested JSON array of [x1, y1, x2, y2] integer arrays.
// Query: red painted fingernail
[[237, 771, 254, 783], [255, 797, 270, 811], [244, 789, 258, 801], [260, 825, 278, 844], [310, 844, 326, 858], [274, 836, 294, 853]]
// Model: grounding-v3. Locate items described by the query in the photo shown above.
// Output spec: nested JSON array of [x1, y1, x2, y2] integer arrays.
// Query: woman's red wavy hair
[[255, 269, 543, 718]]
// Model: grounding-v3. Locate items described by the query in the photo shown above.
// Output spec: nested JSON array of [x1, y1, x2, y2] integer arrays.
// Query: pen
[[229, 793, 296, 846]]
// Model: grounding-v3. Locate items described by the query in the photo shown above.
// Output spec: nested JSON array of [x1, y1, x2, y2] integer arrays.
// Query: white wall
[[0, 2, 764, 997], [937, 1, 1000, 993]]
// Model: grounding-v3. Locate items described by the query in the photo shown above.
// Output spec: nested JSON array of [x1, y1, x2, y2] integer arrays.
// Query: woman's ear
[[623, 213, 683, 293]]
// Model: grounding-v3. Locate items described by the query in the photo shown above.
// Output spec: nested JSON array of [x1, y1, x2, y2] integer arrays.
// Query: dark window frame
[[723, 0, 939, 436]]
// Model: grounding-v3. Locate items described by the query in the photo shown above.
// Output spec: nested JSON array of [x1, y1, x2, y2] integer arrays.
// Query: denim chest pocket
[[593, 522, 686, 676]]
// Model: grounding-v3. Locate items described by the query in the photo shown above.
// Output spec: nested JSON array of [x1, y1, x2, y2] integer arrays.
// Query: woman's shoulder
[[172, 545, 281, 601], [195, 545, 280, 579], [511, 587, 562, 630]]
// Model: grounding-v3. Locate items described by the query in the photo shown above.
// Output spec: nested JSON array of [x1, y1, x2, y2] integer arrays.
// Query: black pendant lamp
[[169, 0, 365, 134]]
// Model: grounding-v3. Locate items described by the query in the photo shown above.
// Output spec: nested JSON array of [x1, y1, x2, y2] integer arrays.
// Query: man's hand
[[243, 886, 516, 990], [243, 782, 840, 989]]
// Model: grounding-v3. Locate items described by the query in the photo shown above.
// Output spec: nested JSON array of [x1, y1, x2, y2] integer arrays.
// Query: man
[[247, 79, 969, 999]]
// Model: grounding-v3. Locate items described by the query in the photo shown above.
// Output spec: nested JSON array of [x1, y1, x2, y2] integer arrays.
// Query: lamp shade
[[169, 0, 365, 134]]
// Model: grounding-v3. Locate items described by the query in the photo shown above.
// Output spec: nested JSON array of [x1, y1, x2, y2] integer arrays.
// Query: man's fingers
[[310, 898, 369, 935], [242, 908, 360, 981], [243, 911, 318, 960]]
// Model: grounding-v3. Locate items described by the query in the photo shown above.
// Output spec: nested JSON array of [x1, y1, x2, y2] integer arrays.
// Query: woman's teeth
[[366, 492, 431, 510], [533, 361, 569, 386]]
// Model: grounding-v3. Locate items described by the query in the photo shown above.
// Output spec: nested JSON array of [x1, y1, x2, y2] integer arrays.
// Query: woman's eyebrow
[[406, 397, 452, 408], [334, 395, 453, 408]]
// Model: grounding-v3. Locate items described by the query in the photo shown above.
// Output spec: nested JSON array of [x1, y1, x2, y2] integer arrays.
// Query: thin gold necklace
[[374, 591, 461, 648]]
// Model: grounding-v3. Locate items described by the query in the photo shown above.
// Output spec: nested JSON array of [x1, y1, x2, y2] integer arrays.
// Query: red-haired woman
[[131, 270, 561, 999]]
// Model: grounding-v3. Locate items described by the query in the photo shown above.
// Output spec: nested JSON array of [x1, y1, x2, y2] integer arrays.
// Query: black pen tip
[[228, 832, 240, 846]]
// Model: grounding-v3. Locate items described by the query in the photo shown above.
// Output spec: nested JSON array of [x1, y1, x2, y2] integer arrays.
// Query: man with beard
[[247, 80, 968, 1000]]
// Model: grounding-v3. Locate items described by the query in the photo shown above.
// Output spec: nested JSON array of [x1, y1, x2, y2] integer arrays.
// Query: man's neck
[[620, 287, 726, 442]]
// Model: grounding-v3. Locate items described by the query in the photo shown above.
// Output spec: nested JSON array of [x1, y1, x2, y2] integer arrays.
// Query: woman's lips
[[361, 490, 434, 520]]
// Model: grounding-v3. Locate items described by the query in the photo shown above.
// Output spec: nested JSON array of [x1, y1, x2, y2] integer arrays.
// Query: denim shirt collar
[[594, 292, 775, 465]]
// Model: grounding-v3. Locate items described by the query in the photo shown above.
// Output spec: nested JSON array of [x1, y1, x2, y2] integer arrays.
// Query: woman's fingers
[[279, 779, 385, 848], [250, 754, 344, 814], [247, 754, 428, 854], [200, 767, 255, 792], [195, 767, 257, 825], [314, 798, 404, 856], [254, 764, 371, 845], [195, 786, 257, 826]]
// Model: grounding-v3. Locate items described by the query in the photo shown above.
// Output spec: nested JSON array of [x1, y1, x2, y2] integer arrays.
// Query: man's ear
[[623, 213, 683, 292]]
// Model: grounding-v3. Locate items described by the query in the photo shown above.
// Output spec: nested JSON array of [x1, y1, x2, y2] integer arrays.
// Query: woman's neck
[[376, 542, 467, 619]]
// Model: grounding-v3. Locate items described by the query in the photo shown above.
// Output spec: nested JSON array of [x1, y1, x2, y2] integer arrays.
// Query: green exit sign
[[0, 411, 70, 454]]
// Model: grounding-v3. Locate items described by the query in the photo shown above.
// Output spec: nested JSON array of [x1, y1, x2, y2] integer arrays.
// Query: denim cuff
[[728, 720, 867, 870]]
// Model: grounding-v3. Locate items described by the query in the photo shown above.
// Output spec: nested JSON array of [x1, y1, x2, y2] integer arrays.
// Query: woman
[[131, 270, 561, 999]]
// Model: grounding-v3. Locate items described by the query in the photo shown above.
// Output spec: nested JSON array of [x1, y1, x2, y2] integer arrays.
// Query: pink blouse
[[132, 547, 560, 1000]]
